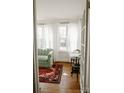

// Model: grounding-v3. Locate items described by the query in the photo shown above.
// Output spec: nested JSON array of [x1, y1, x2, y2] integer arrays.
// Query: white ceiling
[[36, 0, 84, 21]]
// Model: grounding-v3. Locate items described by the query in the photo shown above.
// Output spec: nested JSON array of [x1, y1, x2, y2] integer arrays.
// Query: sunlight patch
[[63, 72, 68, 76]]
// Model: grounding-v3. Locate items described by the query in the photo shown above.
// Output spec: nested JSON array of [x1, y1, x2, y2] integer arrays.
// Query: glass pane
[[59, 25, 67, 38], [59, 25, 67, 51]]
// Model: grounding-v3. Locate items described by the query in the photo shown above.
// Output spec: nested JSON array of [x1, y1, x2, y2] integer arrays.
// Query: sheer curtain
[[55, 22, 79, 61], [36, 25, 53, 49], [57, 22, 79, 52], [67, 23, 78, 53]]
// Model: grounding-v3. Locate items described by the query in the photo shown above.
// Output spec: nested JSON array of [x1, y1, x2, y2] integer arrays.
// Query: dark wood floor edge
[[54, 61, 71, 64]]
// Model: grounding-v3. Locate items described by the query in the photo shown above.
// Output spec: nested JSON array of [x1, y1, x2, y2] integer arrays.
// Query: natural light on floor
[[63, 72, 68, 76]]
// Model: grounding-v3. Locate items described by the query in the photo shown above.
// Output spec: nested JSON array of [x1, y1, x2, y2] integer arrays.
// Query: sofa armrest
[[48, 54, 51, 59], [48, 51, 53, 56], [48, 51, 53, 66]]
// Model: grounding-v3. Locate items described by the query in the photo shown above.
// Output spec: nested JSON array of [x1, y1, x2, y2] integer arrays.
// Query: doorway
[[33, 0, 90, 93]]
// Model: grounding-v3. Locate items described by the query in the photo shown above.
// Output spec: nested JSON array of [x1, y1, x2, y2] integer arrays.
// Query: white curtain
[[67, 23, 78, 53], [55, 22, 80, 61], [36, 25, 53, 49]]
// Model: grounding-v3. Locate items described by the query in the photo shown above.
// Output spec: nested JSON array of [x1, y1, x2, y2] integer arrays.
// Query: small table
[[70, 52, 81, 78]]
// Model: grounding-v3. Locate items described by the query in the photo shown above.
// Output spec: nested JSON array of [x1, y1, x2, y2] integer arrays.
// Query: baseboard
[[85, 88, 90, 93], [79, 76, 90, 93], [82, 88, 90, 93], [54, 61, 71, 64]]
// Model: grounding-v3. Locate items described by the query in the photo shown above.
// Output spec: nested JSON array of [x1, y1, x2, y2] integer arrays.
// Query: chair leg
[[77, 71, 79, 81], [71, 71, 73, 76]]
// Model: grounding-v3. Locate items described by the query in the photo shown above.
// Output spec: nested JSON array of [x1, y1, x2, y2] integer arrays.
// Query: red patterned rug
[[39, 64, 63, 84]]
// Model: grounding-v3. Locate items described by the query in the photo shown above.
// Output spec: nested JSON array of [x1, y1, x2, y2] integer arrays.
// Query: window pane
[[60, 39, 66, 47], [59, 25, 67, 38], [59, 24, 67, 51]]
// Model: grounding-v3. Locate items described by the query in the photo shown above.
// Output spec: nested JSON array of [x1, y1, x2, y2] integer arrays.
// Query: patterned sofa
[[38, 48, 54, 68]]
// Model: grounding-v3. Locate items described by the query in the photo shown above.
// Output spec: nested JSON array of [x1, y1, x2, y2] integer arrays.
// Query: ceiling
[[36, 0, 84, 21]]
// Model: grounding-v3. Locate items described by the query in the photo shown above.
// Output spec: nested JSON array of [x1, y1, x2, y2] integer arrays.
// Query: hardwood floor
[[39, 62, 80, 93]]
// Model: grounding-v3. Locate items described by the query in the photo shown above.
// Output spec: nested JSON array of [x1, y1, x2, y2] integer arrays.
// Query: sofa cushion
[[38, 56, 48, 61], [38, 48, 53, 55], [38, 49, 42, 55], [47, 49, 52, 52], [44, 49, 48, 55]]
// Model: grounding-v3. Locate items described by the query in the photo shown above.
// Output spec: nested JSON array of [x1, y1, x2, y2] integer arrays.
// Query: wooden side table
[[71, 57, 80, 78]]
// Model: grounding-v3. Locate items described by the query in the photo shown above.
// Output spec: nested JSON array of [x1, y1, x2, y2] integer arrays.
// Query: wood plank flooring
[[39, 62, 80, 93]]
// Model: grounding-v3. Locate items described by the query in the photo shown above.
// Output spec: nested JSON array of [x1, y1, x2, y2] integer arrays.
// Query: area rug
[[39, 64, 63, 84]]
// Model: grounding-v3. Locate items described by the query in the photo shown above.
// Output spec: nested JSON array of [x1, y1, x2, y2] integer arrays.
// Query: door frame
[[33, 0, 40, 92], [84, 0, 90, 93], [33, 0, 90, 93]]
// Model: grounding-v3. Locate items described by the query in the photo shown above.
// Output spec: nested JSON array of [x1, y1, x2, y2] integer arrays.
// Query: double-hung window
[[37, 25, 53, 49], [59, 24, 68, 51]]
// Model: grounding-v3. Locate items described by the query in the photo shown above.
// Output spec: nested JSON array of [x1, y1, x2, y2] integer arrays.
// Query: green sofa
[[38, 48, 54, 68]]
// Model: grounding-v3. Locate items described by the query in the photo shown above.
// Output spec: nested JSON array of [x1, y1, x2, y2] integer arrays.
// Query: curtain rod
[[37, 23, 45, 25], [38, 22, 70, 25], [59, 22, 69, 24]]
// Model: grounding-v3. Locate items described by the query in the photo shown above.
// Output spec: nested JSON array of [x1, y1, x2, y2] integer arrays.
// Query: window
[[37, 25, 53, 49], [59, 24, 67, 51]]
